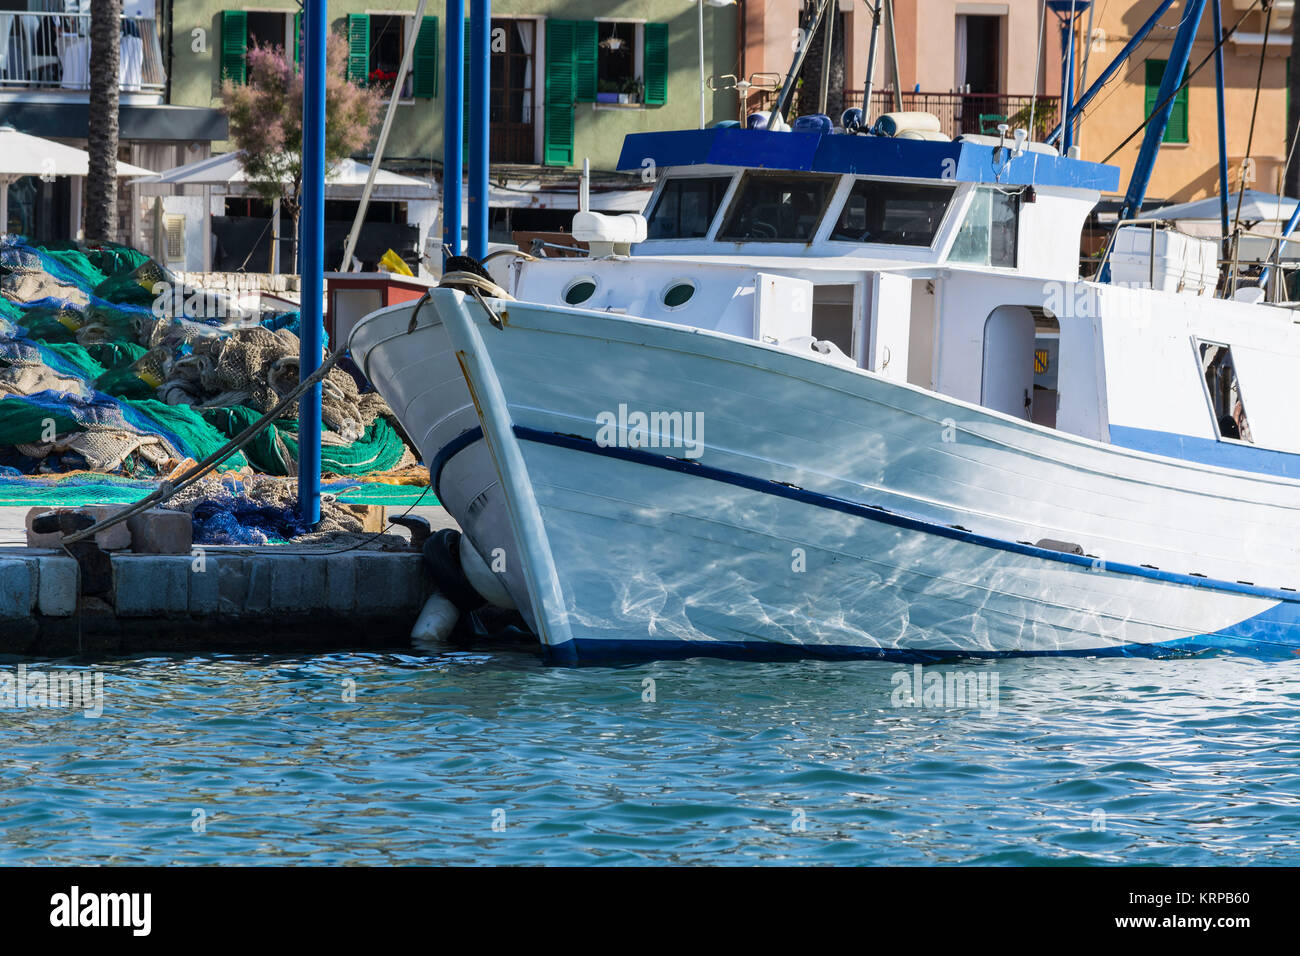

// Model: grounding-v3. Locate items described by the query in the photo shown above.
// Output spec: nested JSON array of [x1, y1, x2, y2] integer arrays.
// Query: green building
[[174, 2, 738, 186]]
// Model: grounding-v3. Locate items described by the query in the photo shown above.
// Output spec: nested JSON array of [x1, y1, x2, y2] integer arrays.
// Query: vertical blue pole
[[297, 0, 325, 526], [443, 0, 464, 263], [1046, 0, 1177, 146], [468, 0, 489, 260], [1118, 0, 1209, 221], [1212, 0, 1230, 246]]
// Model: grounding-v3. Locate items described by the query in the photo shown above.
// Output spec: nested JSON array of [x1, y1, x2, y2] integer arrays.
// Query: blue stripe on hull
[[1109, 424, 1300, 481], [544, 633, 1298, 665], [515, 427, 1300, 604], [428, 426, 1300, 662]]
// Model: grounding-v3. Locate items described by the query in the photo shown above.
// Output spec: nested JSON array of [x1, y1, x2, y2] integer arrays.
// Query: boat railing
[[1093, 218, 1300, 304]]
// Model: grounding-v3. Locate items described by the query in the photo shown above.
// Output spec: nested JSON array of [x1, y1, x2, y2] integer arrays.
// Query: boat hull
[[429, 289, 1300, 663], [348, 297, 535, 628]]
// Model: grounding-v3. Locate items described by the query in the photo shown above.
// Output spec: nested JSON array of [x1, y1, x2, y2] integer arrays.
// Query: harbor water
[[1, 649, 1297, 865]]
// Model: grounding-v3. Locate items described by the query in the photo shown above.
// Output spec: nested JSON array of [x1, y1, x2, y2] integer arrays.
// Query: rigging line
[[1233, 1, 1274, 239], [1029, 0, 1045, 135], [1101, 0, 1262, 165], [1074, 0, 1199, 130]]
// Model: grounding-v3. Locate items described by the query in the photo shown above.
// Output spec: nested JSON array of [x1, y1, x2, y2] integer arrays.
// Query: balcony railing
[[842, 91, 1061, 140], [0, 13, 166, 94]]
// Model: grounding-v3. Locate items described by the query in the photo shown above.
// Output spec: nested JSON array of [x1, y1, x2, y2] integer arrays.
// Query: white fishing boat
[[350, 0, 1300, 664], [350, 114, 1300, 663]]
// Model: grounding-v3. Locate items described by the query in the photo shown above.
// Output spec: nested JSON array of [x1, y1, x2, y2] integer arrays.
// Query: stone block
[[0, 557, 37, 618], [113, 556, 189, 616], [36, 555, 78, 617], [25, 505, 132, 551], [126, 508, 193, 555]]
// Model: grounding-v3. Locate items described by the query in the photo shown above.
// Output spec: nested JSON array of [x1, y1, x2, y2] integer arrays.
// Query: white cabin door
[[981, 305, 1036, 419]]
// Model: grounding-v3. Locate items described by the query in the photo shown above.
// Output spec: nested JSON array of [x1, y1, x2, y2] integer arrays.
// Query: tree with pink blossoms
[[221, 31, 382, 268]]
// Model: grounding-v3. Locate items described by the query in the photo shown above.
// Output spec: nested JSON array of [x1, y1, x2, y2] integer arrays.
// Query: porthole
[[662, 280, 696, 309], [563, 278, 597, 305]]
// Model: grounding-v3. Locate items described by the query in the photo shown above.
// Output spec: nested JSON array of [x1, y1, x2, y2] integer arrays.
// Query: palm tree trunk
[[86, 0, 123, 242]]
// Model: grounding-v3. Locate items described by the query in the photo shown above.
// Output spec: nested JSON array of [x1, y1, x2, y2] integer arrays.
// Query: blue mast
[[296, 0, 325, 525], [443, 1, 465, 263], [1117, 0, 1210, 222], [1212, 0, 1231, 248], [468, 0, 490, 260], [1046, 1, 1090, 155], [1045, 0, 1177, 146]]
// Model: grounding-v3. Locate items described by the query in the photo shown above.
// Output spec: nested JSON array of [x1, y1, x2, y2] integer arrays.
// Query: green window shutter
[[220, 11, 247, 85], [574, 21, 597, 102], [293, 11, 302, 65], [545, 19, 576, 166], [412, 16, 439, 98], [1145, 59, 1188, 145], [643, 22, 668, 106], [347, 14, 370, 86]]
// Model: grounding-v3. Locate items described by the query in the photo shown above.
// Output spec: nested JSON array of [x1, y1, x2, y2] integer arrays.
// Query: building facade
[[0, 0, 226, 245], [1077, 0, 1290, 207], [860, 0, 1064, 137], [169, 1, 739, 171]]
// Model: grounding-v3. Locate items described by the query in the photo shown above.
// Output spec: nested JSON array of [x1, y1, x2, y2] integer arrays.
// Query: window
[[1144, 59, 1188, 144], [955, 14, 1002, 94], [221, 10, 298, 82], [245, 11, 287, 51], [340, 13, 439, 98], [830, 180, 955, 246], [368, 15, 411, 97], [596, 22, 637, 98], [1199, 342, 1253, 442], [646, 177, 732, 239], [948, 186, 1019, 267], [544, 19, 668, 167], [717, 173, 836, 242], [490, 19, 537, 163]]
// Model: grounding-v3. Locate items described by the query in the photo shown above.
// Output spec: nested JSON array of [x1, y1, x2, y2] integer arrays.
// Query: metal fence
[[841, 91, 1060, 139], [0, 13, 166, 93]]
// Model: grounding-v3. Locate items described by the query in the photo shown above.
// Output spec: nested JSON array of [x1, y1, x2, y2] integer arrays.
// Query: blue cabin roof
[[616, 128, 1120, 192]]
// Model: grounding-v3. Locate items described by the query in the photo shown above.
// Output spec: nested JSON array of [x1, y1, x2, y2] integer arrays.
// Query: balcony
[[842, 91, 1061, 141], [0, 13, 166, 98]]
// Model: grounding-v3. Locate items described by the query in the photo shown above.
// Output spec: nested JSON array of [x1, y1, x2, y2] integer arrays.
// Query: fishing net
[[167, 472, 406, 547], [200, 405, 414, 476], [0, 470, 430, 507], [0, 234, 417, 484]]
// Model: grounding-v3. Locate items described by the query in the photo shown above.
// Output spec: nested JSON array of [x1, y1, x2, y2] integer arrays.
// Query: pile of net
[[0, 235, 417, 481], [163, 471, 409, 549]]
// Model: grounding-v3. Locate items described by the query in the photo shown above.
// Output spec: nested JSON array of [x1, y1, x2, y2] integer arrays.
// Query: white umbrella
[[0, 125, 155, 234], [1139, 189, 1298, 225], [134, 151, 435, 197], [1139, 189, 1300, 261]]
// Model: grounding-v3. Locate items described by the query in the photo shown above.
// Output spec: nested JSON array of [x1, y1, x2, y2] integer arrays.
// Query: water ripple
[[0, 651, 1297, 864]]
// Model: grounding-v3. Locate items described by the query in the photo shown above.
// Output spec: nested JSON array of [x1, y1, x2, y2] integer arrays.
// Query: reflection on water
[[0, 649, 1297, 865]]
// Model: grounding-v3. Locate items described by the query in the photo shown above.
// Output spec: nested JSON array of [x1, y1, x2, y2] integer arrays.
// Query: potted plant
[[596, 79, 620, 104], [619, 78, 643, 105]]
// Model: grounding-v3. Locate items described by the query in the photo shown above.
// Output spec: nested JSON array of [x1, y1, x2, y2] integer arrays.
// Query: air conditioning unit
[[164, 215, 185, 266]]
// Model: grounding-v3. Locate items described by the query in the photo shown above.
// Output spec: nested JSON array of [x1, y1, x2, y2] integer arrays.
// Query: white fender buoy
[[411, 590, 460, 647], [458, 539, 516, 609]]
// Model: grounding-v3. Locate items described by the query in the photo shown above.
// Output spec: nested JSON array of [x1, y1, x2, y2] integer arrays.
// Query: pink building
[[741, 1, 1063, 137]]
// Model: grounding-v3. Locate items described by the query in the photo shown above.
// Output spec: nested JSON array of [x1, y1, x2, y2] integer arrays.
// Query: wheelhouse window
[[830, 180, 955, 246], [1199, 342, 1253, 443], [717, 173, 836, 242], [645, 177, 732, 239], [948, 186, 1020, 267]]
